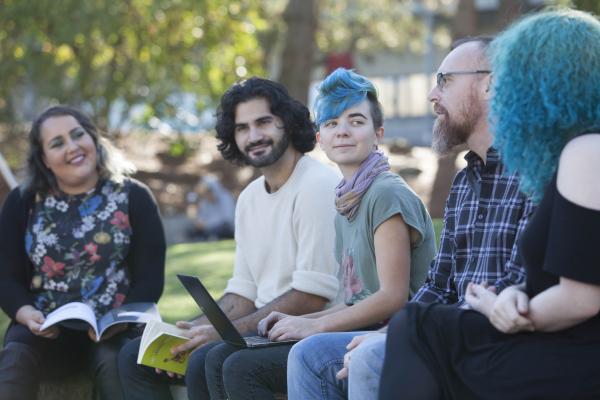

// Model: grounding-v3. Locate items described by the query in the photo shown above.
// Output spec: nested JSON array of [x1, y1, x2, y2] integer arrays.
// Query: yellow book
[[137, 320, 191, 375]]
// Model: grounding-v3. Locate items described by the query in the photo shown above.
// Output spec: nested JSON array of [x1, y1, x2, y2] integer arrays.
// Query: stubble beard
[[242, 132, 290, 168], [432, 91, 483, 155]]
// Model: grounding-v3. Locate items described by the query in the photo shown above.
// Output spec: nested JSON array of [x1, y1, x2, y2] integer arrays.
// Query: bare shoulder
[[557, 133, 600, 211]]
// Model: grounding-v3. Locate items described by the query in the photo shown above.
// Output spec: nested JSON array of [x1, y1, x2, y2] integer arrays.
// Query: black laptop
[[177, 274, 298, 348]]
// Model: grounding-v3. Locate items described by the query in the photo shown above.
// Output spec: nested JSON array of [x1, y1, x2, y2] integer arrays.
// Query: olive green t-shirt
[[335, 172, 436, 305]]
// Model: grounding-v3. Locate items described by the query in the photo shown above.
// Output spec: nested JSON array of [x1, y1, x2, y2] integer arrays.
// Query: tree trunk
[[428, 151, 459, 218], [277, 0, 318, 105]]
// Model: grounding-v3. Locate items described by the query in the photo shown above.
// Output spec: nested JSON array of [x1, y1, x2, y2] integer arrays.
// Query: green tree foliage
[[317, 0, 425, 55], [572, 0, 600, 14], [0, 0, 266, 128]]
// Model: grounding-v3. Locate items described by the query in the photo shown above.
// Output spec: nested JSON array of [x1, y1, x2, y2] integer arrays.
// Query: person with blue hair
[[289, 34, 538, 399], [379, 8, 600, 399], [273, 68, 436, 399]]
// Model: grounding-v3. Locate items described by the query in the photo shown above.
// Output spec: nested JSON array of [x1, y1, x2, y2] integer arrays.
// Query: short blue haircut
[[490, 9, 600, 201], [314, 68, 383, 128]]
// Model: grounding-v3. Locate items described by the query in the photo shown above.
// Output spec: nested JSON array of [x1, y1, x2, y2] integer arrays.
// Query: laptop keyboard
[[244, 336, 273, 345]]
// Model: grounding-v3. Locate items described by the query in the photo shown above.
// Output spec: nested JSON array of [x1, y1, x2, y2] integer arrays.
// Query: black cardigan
[[0, 179, 166, 320]]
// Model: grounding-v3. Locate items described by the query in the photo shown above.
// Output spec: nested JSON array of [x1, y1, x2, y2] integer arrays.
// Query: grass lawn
[[0, 219, 443, 346]]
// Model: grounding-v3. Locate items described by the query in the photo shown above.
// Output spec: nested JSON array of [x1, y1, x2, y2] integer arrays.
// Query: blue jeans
[[287, 332, 371, 400], [119, 334, 291, 400], [206, 341, 292, 400], [347, 333, 386, 400]]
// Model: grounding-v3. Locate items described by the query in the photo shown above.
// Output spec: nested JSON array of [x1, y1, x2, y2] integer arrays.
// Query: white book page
[[40, 302, 98, 338], [97, 302, 161, 337]]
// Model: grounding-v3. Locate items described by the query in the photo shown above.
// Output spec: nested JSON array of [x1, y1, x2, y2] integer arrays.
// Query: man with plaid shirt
[[286, 36, 536, 400], [412, 146, 534, 305]]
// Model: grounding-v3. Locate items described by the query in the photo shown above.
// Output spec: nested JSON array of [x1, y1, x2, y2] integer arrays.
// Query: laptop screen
[[177, 274, 246, 347]]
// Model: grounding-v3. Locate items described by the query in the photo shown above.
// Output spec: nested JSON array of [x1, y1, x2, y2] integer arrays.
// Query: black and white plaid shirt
[[413, 147, 536, 306]]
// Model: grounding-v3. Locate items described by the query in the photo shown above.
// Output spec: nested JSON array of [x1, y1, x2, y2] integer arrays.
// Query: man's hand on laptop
[[173, 321, 220, 353], [257, 311, 289, 336]]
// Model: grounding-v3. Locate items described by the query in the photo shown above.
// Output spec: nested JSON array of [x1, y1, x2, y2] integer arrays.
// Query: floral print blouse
[[26, 180, 132, 319]]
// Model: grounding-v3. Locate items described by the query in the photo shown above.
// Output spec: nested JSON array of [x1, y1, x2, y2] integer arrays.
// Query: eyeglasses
[[436, 70, 491, 90]]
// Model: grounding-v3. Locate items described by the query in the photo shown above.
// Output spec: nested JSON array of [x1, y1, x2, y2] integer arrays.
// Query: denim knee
[[203, 342, 238, 400], [287, 333, 360, 400], [185, 347, 208, 385], [185, 341, 223, 400], [288, 335, 317, 370], [91, 340, 120, 374], [221, 348, 288, 400], [350, 333, 385, 372], [288, 333, 353, 373], [91, 340, 125, 400], [347, 333, 386, 400], [117, 337, 140, 380]]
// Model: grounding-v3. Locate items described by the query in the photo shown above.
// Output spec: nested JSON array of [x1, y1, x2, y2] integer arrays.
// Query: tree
[[572, 0, 600, 14], [278, 0, 318, 104], [0, 0, 266, 129], [259, 0, 424, 104]]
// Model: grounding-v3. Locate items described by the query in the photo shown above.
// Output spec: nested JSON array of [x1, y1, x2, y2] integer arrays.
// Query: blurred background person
[[0, 106, 166, 400], [186, 175, 235, 241]]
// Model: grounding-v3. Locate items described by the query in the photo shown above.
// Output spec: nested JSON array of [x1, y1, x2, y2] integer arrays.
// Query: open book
[[137, 320, 191, 375], [40, 302, 161, 341]]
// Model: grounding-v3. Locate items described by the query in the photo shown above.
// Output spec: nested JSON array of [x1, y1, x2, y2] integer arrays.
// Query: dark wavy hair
[[24, 105, 135, 194], [215, 77, 316, 164], [490, 9, 600, 200]]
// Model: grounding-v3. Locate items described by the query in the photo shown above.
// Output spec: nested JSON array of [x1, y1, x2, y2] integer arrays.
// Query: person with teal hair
[[276, 67, 436, 399], [379, 9, 600, 399]]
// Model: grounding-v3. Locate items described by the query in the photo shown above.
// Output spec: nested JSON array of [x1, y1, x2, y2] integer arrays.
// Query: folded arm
[[528, 278, 600, 332]]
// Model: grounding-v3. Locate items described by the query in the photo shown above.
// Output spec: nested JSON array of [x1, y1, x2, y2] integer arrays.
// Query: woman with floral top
[[0, 106, 166, 400]]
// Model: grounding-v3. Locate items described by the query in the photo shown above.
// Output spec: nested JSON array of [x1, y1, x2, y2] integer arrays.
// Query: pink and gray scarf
[[335, 150, 390, 221]]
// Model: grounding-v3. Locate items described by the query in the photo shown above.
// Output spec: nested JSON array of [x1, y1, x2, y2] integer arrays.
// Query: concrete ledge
[[35, 378, 287, 399], [170, 384, 187, 399], [37, 373, 94, 400], [169, 385, 287, 399]]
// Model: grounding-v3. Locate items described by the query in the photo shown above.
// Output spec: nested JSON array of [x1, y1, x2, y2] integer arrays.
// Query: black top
[[521, 175, 600, 296], [0, 179, 166, 320], [380, 148, 600, 399]]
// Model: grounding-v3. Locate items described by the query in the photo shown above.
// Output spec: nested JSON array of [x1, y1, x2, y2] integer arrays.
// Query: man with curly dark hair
[[118, 78, 342, 400]]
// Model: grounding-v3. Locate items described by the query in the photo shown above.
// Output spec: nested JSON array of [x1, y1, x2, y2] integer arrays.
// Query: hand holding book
[[15, 305, 59, 339], [137, 320, 191, 375]]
